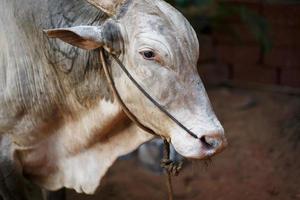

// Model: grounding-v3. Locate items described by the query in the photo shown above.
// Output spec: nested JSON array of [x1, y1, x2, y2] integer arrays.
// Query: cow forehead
[[126, 0, 199, 62]]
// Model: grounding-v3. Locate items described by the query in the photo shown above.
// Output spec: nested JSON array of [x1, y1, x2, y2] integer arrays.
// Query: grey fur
[[0, 1, 116, 197], [0, 0, 114, 137]]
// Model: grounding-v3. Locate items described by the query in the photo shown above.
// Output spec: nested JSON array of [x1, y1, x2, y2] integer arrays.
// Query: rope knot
[[160, 158, 183, 176]]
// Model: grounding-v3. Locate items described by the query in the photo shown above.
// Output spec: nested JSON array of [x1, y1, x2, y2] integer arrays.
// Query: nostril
[[200, 135, 221, 149], [200, 136, 214, 149]]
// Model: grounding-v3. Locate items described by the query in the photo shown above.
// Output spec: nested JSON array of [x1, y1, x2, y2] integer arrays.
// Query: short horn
[[86, 0, 126, 16]]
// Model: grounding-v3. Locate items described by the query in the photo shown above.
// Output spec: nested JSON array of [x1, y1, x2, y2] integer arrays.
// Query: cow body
[[0, 0, 153, 194], [0, 0, 227, 198]]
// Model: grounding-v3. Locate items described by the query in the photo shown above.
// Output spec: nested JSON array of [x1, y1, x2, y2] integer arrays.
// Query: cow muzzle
[[171, 127, 227, 159], [199, 131, 228, 156]]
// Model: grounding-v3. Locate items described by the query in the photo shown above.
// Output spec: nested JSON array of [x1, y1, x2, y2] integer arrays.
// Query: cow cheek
[[136, 66, 154, 80]]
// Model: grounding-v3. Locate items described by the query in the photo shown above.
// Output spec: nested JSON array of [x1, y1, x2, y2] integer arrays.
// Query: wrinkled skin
[[0, 0, 227, 198]]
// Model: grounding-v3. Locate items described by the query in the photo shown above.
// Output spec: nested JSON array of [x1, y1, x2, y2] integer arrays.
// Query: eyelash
[[140, 50, 156, 60], [139, 50, 167, 66]]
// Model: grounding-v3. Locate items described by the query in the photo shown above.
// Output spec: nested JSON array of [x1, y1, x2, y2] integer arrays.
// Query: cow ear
[[44, 21, 123, 53], [85, 0, 126, 16], [45, 26, 102, 50]]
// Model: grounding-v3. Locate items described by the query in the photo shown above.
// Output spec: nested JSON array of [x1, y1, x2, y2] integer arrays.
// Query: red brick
[[216, 2, 262, 23], [269, 27, 300, 47], [198, 63, 230, 85], [216, 45, 260, 65], [198, 36, 215, 62], [234, 24, 261, 44], [216, 45, 235, 63], [263, 4, 300, 27], [265, 47, 300, 69], [233, 64, 277, 84], [233, 46, 260, 64], [220, 1, 262, 9], [221, 0, 262, 3], [213, 30, 237, 45], [281, 69, 300, 88], [214, 23, 260, 45]]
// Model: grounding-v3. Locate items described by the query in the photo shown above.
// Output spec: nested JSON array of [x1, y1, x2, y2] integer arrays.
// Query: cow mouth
[[170, 132, 228, 160]]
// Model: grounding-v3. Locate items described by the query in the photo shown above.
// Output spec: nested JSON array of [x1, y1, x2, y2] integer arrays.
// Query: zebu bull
[[0, 0, 227, 199]]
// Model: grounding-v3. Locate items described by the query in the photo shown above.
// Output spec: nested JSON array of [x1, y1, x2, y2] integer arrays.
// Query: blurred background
[[67, 0, 300, 199]]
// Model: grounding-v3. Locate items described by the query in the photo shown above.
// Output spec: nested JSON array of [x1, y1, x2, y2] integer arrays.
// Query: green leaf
[[238, 6, 272, 53]]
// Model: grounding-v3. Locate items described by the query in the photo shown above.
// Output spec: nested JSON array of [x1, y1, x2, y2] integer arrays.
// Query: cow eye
[[141, 51, 156, 60]]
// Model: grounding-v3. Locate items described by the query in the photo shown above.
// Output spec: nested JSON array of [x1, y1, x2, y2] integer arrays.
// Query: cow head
[[45, 0, 227, 159]]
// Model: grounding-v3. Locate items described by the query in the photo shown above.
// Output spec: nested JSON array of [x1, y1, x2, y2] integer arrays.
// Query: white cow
[[0, 0, 227, 199]]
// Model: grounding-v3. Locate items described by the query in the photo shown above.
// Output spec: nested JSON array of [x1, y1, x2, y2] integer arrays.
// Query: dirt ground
[[66, 87, 300, 200]]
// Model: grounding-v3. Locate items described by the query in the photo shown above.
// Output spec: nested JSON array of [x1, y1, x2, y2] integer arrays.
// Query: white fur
[[16, 100, 153, 194]]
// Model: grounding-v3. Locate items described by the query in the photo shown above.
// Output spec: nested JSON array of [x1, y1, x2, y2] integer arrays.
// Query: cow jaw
[[114, 69, 227, 159]]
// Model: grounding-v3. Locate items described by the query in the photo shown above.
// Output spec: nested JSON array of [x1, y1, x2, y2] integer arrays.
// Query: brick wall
[[197, 1, 300, 88]]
